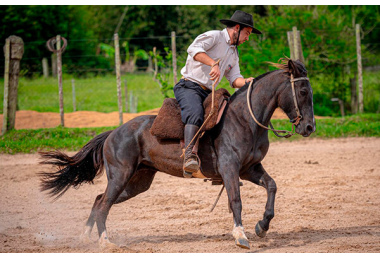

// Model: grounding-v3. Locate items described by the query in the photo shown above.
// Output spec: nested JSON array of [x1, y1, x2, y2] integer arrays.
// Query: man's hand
[[194, 52, 221, 83], [209, 64, 220, 82], [233, 77, 255, 88], [245, 77, 254, 83]]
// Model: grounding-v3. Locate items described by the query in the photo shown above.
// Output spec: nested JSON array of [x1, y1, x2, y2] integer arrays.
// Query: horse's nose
[[306, 124, 314, 134]]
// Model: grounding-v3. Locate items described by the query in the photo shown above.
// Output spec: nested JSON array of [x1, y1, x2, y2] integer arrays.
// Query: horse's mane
[[266, 57, 293, 71], [230, 57, 305, 102], [230, 70, 276, 102]]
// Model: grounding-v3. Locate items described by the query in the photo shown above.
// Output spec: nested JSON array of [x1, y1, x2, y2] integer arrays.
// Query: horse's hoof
[[255, 222, 267, 238], [99, 240, 119, 250], [183, 170, 193, 178], [235, 237, 250, 249], [79, 234, 92, 244]]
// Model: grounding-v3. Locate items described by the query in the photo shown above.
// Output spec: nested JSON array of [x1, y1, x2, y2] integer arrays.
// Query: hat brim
[[220, 19, 262, 34]]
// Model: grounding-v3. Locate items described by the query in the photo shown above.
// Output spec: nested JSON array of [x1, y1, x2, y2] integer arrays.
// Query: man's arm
[[232, 77, 254, 88], [194, 52, 220, 82]]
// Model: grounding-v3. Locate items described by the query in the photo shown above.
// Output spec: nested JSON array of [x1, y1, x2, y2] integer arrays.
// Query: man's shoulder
[[195, 30, 225, 43], [202, 29, 224, 37]]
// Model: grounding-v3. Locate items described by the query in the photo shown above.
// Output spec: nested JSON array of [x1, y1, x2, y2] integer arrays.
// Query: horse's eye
[[300, 90, 307, 96]]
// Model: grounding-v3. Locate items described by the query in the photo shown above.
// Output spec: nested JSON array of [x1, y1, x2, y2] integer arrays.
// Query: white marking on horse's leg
[[232, 225, 248, 240], [232, 225, 250, 249], [80, 225, 93, 244], [98, 231, 119, 249]]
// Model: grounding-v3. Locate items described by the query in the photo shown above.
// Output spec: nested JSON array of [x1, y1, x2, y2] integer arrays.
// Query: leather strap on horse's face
[[246, 73, 309, 138], [289, 74, 309, 126]]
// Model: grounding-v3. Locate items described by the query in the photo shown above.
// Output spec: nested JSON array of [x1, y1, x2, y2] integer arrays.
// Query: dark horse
[[39, 58, 315, 250]]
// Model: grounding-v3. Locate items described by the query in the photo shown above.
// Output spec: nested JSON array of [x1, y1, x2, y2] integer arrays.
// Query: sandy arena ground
[[0, 130, 379, 252], [0, 110, 379, 253]]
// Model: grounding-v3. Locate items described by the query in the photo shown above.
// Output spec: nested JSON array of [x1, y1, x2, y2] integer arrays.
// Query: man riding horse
[[174, 10, 262, 178]]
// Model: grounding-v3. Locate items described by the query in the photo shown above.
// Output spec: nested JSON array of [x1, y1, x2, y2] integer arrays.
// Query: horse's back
[[103, 115, 184, 176], [103, 115, 156, 160]]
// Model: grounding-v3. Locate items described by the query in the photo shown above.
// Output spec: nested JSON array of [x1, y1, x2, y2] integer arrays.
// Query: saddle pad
[[150, 88, 230, 140]]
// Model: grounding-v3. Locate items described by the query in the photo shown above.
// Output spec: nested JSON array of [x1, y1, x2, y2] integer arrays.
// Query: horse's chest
[[245, 143, 269, 167]]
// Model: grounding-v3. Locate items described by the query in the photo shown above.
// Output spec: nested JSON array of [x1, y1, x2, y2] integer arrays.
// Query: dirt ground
[[0, 134, 379, 253]]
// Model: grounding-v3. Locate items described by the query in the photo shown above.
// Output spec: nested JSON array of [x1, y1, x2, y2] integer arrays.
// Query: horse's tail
[[38, 130, 113, 200]]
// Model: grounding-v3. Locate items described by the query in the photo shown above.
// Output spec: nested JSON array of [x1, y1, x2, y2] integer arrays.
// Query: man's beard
[[233, 30, 241, 46], [232, 31, 239, 45]]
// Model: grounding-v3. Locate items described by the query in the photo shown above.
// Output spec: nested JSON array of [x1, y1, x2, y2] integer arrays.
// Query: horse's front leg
[[240, 163, 277, 238], [219, 161, 250, 249]]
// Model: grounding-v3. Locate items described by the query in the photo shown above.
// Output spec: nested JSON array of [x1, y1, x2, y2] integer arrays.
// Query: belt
[[181, 76, 210, 93]]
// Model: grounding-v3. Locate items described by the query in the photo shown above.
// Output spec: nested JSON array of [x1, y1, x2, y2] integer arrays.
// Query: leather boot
[[183, 124, 200, 178]]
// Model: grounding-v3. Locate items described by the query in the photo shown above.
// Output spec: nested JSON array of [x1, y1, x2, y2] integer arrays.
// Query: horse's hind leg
[[81, 166, 156, 247], [80, 193, 103, 243], [240, 163, 277, 238], [94, 161, 136, 249], [114, 167, 156, 204]]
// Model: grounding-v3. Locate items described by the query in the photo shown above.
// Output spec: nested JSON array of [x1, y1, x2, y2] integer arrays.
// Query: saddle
[[150, 88, 230, 140]]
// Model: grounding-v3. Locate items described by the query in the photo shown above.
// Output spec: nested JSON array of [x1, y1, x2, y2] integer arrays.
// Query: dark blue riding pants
[[173, 79, 210, 127]]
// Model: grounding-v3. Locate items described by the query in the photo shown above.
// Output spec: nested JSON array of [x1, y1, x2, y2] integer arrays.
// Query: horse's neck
[[232, 78, 282, 130]]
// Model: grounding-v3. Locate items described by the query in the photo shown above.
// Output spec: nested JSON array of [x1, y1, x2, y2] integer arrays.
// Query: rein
[[246, 74, 309, 138]]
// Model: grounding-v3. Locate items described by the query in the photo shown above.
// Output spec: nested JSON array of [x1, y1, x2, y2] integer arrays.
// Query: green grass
[[3, 71, 378, 116], [0, 126, 116, 154], [1, 113, 379, 154], [0, 74, 169, 113]]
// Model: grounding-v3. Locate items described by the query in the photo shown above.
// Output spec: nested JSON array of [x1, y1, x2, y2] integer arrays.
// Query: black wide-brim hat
[[220, 10, 262, 35]]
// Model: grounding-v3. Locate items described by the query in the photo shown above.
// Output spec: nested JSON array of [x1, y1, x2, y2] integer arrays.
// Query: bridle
[[246, 73, 310, 138]]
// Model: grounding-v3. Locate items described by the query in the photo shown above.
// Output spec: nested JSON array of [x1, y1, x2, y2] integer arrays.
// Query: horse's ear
[[287, 59, 300, 77]]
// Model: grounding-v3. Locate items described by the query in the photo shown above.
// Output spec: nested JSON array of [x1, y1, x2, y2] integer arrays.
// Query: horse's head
[[276, 58, 316, 137]]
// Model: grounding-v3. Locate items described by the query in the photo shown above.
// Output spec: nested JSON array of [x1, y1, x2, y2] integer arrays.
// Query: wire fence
[[1, 28, 379, 77], [1, 28, 379, 115]]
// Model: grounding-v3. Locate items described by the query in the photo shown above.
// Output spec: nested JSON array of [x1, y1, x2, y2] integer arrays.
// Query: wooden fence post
[[287, 27, 305, 63], [72, 79, 76, 112], [134, 95, 138, 113], [153, 47, 158, 80], [51, 53, 57, 77], [331, 98, 345, 118], [2, 36, 24, 135], [114, 33, 123, 125], [147, 56, 153, 73], [46, 35, 67, 127], [56, 35, 64, 127], [350, 75, 358, 114], [292, 27, 299, 61], [286, 31, 295, 60], [129, 91, 133, 113], [338, 99, 345, 118], [128, 91, 138, 113], [2, 38, 10, 135], [356, 24, 363, 113], [171, 31, 177, 85], [42, 57, 49, 78], [124, 79, 128, 112]]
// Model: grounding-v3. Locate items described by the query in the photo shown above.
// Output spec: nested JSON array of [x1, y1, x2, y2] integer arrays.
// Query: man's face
[[233, 25, 253, 45]]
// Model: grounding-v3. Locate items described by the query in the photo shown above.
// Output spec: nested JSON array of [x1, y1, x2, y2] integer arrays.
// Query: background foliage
[[0, 5, 379, 116]]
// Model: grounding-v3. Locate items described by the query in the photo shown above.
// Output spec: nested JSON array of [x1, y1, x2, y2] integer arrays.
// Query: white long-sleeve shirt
[[181, 28, 243, 90]]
